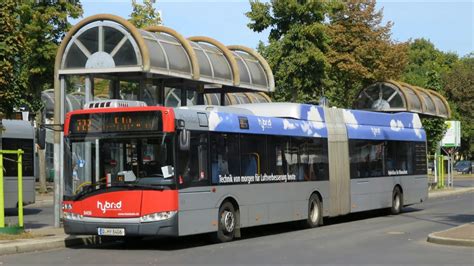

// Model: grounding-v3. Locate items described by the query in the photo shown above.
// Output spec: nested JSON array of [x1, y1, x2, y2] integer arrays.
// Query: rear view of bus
[[62, 100, 179, 237]]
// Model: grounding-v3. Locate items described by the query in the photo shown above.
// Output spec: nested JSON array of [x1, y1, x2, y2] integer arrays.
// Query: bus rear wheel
[[391, 187, 403, 215], [306, 194, 322, 228], [214, 202, 237, 242]]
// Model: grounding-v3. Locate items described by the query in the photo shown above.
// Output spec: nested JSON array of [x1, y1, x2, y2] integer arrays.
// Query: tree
[[442, 55, 474, 158], [0, 0, 82, 116], [129, 0, 162, 28], [246, 0, 340, 103], [19, 0, 82, 111], [402, 38, 458, 88], [326, 0, 408, 108], [0, 0, 30, 117]]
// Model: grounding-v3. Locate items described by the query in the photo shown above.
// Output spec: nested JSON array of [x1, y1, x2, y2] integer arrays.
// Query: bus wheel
[[215, 202, 237, 242], [391, 187, 403, 215], [306, 194, 322, 228]]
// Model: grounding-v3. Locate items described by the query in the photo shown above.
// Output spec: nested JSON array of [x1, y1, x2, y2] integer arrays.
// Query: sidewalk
[[0, 227, 104, 256], [428, 186, 474, 199], [427, 223, 474, 247]]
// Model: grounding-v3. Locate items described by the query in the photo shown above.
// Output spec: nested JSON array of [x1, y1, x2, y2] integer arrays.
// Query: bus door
[[324, 108, 351, 217]]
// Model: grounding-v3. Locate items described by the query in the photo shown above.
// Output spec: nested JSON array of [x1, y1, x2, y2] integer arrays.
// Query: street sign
[[441, 121, 461, 147]]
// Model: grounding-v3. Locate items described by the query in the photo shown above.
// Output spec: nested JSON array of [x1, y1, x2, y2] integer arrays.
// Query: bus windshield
[[65, 134, 174, 195]]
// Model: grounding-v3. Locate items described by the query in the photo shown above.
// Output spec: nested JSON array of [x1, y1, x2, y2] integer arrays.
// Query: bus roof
[[175, 103, 425, 141], [1, 119, 34, 139]]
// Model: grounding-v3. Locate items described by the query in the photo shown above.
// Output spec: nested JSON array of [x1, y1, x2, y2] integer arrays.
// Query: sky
[[73, 0, 473, 57]]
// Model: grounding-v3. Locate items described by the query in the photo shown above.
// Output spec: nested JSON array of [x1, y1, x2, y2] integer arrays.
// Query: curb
[[0, 235, 108, 256], [427, 233, 474, 247], [428, 187, 474, 199]]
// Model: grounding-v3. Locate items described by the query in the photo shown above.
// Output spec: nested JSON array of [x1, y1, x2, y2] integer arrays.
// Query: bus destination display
[[69, 111, 162, 134]]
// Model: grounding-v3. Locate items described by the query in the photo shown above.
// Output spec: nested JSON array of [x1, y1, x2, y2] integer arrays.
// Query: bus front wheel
[[215, 201, 237, 242], [306, 194, 322, 228], [391, 187, 403, 215]]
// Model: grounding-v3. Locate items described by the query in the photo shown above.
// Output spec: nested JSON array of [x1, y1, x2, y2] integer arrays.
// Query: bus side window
[[267, 136, 290, 176], [240, 134, 266, 177], [177, 132, 209, 188], [210, 133, 240, 184]]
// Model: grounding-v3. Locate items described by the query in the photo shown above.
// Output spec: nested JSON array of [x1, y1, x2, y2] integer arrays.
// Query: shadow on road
[[70, 207, 424, 251], [4, 207, 43, 216]]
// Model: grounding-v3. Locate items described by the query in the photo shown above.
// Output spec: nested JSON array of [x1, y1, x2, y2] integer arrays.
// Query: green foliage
[[326, 0, 408, 108], [247, 0, 339, 102], [0, 0, 82, 116], [442, 55, 474, 158], [421, 117, 447, 154], [129, 0, 162, 28], [402, 38, 458, 88], [0, 0, 30, 116]]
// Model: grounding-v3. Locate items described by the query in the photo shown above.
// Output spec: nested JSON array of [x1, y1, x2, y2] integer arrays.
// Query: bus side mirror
[[179, 129, 190, 151]]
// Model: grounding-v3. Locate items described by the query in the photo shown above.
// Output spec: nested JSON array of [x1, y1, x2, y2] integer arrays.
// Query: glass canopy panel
[[233, 53, 251, 84], [104, 26, 124, 54], [41, 90, 55, 119], [433, 97, 447, 116], [113, 40, 137, 66], [245, 93, 259, 103], [418, 91, 436, 114], [246, 60, 267, 87], [253, 92, 270, 103], [402, 86, 422, 112], [161, 41, 191, 74], [201, 44, 232, 81], [144, 38, 167, 69], [238, 52, 268, 88], [64, 43, 88, 68], [191, 43, 213, 78], [77, 27, 98, 55], [149, 32, 191, 74], [65, 93, 85, 113], [205, 93, 220, 105], [234, 93, 251, 104]]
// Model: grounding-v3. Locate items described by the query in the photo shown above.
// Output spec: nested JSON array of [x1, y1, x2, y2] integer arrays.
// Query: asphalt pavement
[[1, 190, 473, 265]]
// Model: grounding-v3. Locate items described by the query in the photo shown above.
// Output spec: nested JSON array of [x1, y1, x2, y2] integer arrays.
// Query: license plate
[[97, 228, 125, 236]]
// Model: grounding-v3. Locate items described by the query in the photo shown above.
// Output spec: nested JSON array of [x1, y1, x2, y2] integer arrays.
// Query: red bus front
[[62, 104, 179, 237]]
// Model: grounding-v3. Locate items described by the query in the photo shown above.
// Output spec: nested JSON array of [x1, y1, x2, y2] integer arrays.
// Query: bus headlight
[[140, 211, 177, 223]]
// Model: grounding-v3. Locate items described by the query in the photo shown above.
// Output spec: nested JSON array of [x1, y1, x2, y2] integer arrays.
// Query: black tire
[[391, 187, 403, 215], [306, 194, 322, 228], [214, 201, 237, 242]]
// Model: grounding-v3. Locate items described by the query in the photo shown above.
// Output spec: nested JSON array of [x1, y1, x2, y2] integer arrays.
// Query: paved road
[[1, 192, 473, 265], [454, 178, 474, 188]]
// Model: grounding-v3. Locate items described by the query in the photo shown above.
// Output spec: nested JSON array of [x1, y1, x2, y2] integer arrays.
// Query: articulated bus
[[62, 100, 427, 242]]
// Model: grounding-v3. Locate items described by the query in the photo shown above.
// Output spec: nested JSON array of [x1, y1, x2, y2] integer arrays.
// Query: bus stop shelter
[[51, 14, 275, 226]]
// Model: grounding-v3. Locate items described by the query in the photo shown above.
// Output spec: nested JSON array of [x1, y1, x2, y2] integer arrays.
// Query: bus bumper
[[63, 214, 179, 237]]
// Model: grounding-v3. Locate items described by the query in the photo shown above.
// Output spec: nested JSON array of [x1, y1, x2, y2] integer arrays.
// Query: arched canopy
[[42, 89, 105, 121], [354, 80, 451, 118], [57, 14, 274, 93], [227, 45, 275, 92]]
